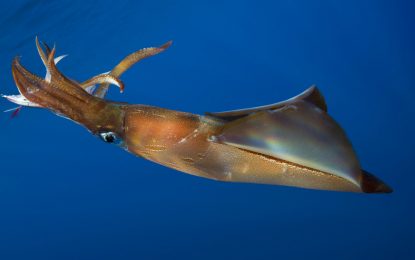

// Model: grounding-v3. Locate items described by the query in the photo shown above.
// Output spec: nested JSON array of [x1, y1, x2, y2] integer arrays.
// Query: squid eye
[[99, 132, 118, 143]]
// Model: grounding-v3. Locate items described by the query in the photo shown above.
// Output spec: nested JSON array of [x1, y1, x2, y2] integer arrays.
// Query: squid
[[3, 38, 392, 193]]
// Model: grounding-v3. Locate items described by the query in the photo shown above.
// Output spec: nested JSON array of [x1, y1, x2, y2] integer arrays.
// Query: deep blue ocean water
[[0, 0, 413, 259]]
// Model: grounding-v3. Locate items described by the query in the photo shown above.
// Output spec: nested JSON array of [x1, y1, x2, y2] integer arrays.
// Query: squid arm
[[35, 37, 126, 94], [35, 38, 171, 96]]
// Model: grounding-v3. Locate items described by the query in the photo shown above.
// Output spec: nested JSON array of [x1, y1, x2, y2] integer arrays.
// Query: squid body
[[3, 38, 392, 193]]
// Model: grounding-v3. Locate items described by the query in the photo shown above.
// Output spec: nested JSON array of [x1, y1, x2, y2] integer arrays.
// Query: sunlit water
[[0, 1, 414, 259]]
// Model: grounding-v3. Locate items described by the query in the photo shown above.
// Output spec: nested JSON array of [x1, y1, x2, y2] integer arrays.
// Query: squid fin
[[206, 86, 327, 121], [210, 100, 362, 186]]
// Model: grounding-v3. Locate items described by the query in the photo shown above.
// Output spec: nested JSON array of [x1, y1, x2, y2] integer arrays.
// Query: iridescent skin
[[3, 39, 392, 193], [122, 105, 362, 192]]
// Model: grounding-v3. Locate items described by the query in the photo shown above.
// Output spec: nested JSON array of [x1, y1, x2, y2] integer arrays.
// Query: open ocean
[[0, 0, 413, 259]]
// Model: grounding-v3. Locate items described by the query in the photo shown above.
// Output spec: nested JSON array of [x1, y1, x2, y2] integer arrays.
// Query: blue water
[[0, 1, 413, 259]]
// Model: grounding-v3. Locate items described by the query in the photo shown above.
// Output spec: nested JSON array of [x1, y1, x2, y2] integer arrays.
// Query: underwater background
[[0, 0, 413, 259]]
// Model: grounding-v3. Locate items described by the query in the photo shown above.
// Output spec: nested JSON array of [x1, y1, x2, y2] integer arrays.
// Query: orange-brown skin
[[4, 39, 392, 193], [122, 105, 361, 192]]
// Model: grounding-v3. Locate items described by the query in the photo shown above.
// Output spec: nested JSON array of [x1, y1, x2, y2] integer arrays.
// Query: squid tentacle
[[93, 40, 172, 98], [38, 37, 124, 95], [37, 37, 171, 98], [36, 37, 67, 82], [35, 36, 48, 66], [40, 40, 67, 65], [41, 40, 52, 55], [80, 73, 125, 93]]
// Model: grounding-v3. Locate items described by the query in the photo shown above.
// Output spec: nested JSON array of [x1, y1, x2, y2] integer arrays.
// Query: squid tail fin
[[361, 170, 393, 193]]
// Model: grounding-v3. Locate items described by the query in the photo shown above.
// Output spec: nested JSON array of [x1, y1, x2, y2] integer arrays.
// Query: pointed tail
[[361, 170, 393, 193]]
